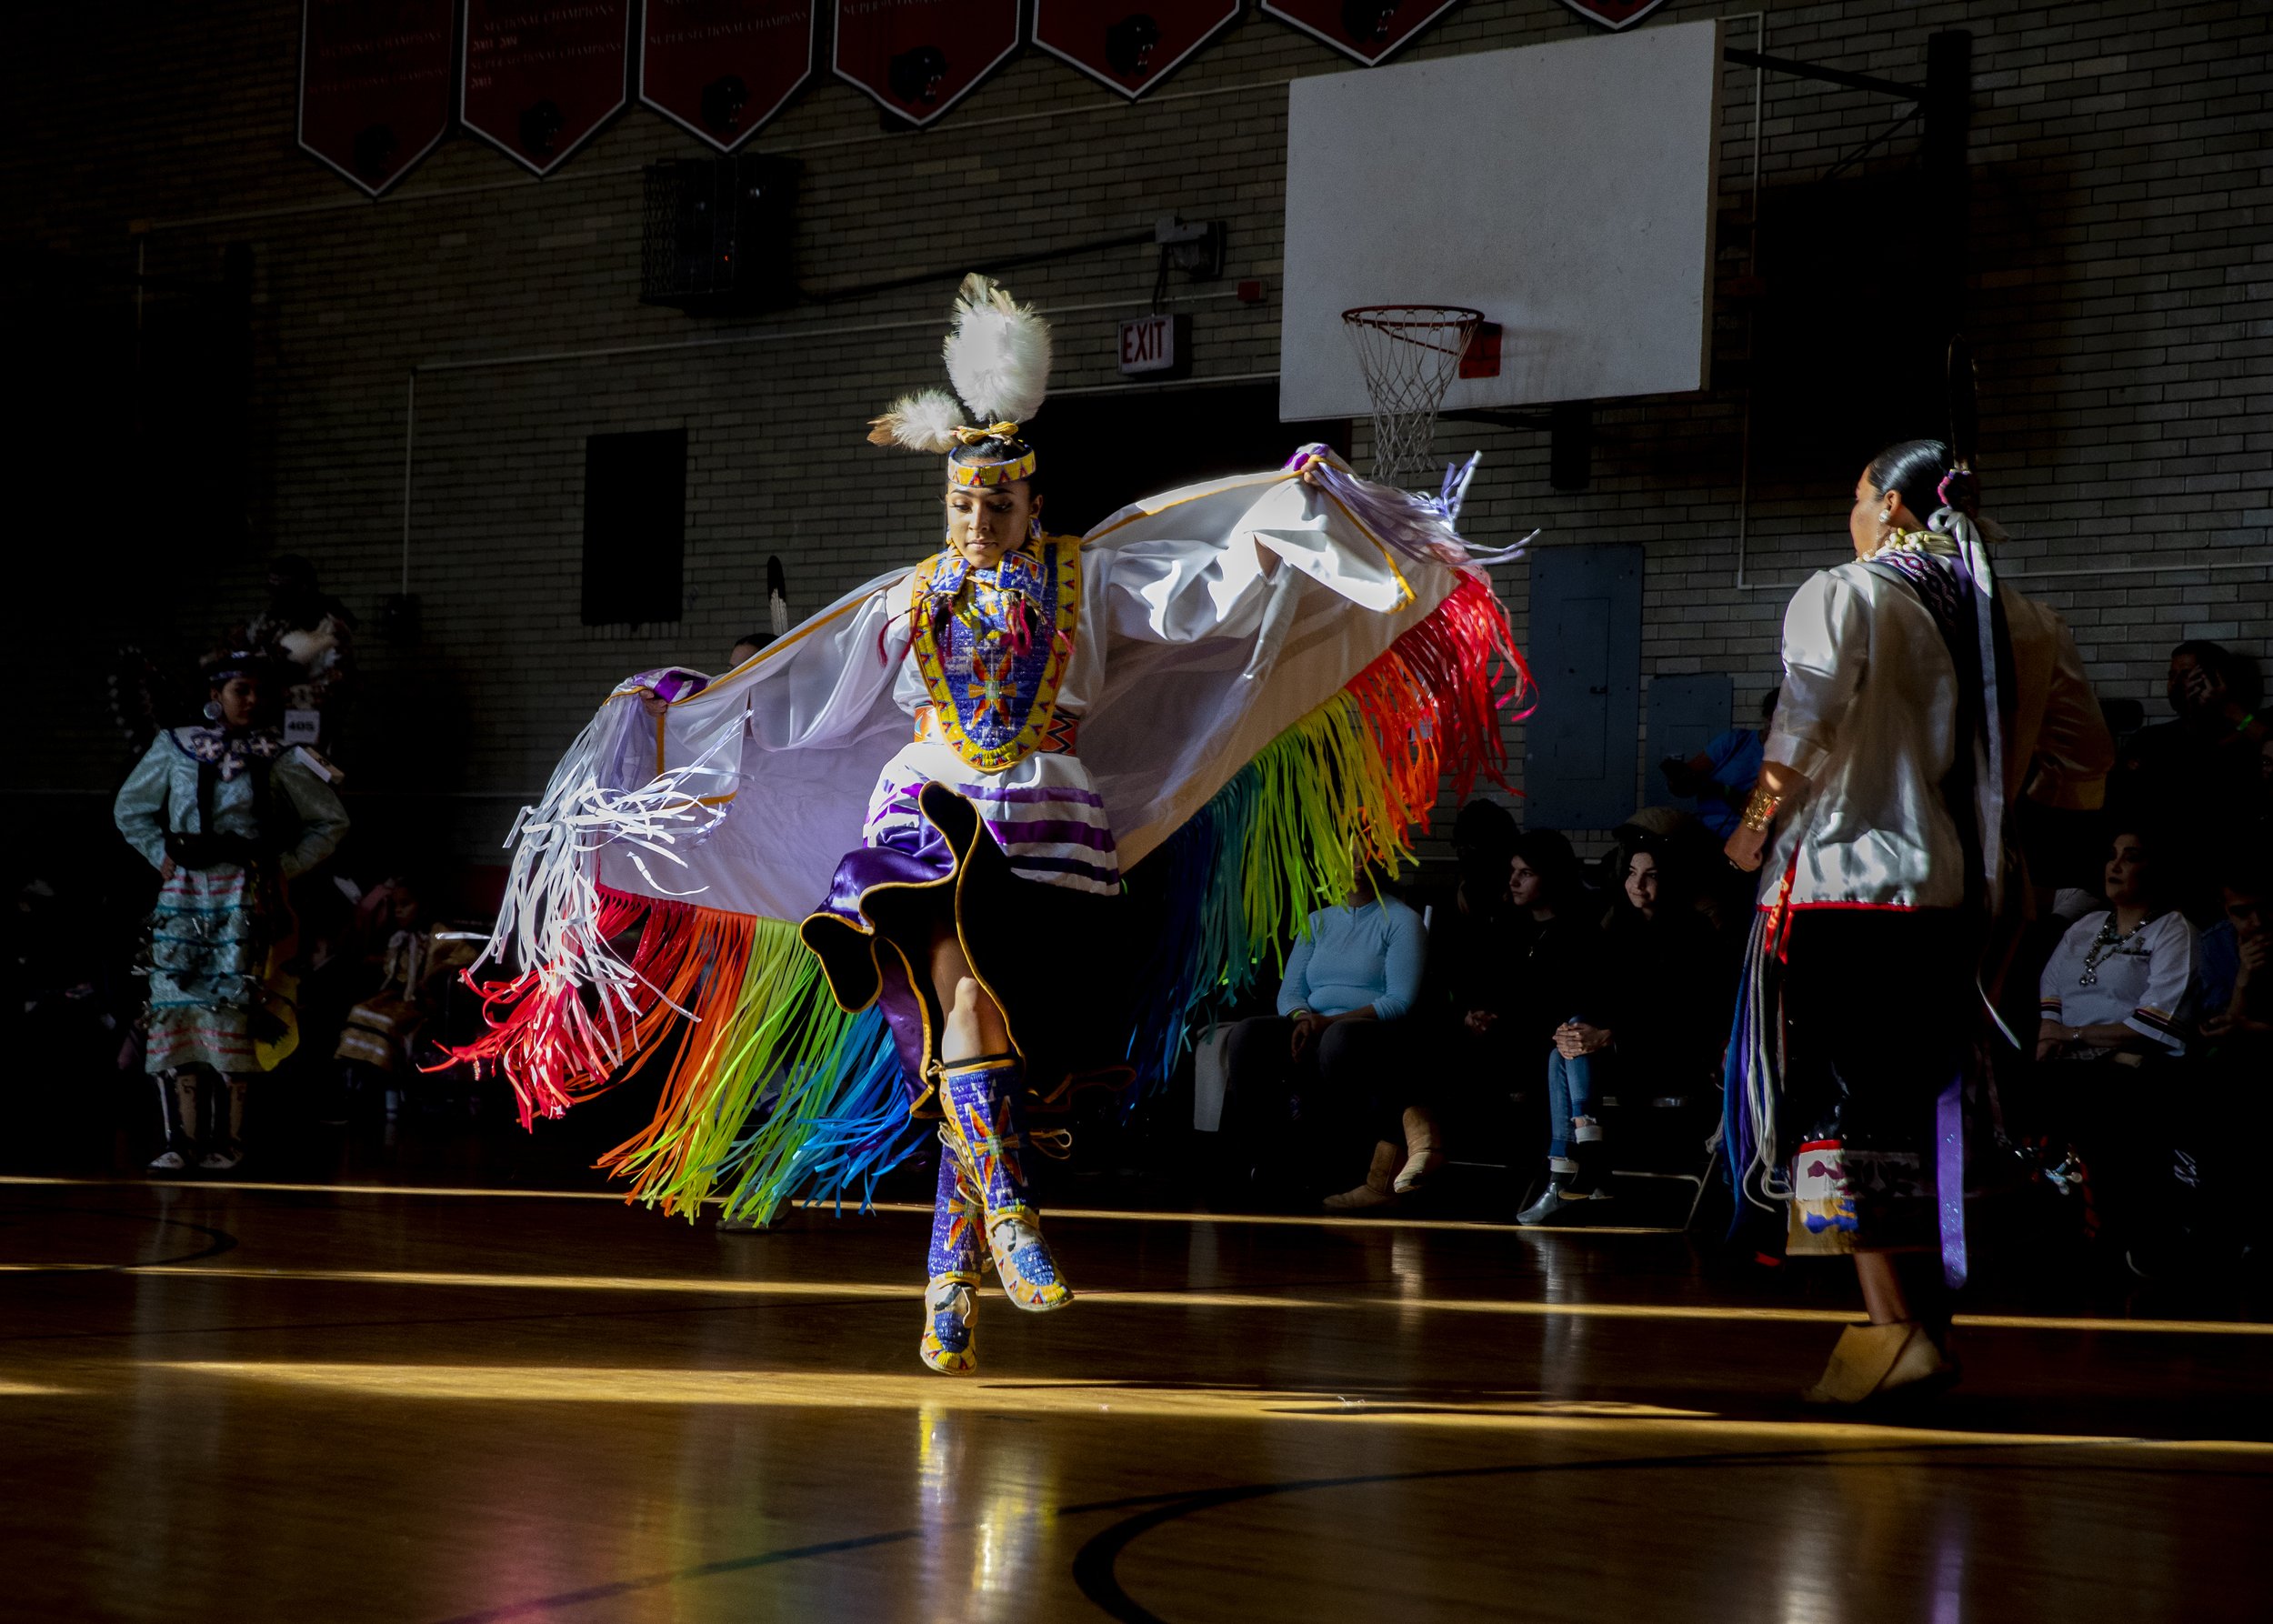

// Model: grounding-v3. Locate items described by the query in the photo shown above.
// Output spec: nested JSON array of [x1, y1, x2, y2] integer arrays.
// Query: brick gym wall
[[10, 0, 2268, 869]]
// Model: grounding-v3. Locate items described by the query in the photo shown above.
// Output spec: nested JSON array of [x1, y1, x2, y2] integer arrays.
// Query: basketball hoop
[[1340, 305, 1483, 487]]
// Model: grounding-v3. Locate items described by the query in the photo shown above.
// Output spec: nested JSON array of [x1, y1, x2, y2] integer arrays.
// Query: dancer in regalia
[[1723, 432, 2111, 1405], [459, 276, 1529, 1374], [115, 650, 349, 1170]]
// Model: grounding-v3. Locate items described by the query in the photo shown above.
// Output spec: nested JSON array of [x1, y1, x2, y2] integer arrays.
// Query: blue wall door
[[1647, 673, 1735, 810], [1522, 544, 1643, 832]]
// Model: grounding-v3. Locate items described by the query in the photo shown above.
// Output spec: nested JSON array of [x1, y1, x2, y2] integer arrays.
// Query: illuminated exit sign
[[1117, 311, 1190, 377]]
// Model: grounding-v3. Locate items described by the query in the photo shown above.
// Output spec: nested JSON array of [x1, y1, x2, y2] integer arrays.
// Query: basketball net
[[1340, 306, 1482, 488]]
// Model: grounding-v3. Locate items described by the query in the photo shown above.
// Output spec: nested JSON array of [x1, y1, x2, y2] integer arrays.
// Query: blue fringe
[[1120, 762, 1274, 1098], [713, 1007, 930, 1221]]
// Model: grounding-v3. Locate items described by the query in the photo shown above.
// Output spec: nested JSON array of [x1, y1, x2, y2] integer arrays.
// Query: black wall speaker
[[640, 154, 800, 316]]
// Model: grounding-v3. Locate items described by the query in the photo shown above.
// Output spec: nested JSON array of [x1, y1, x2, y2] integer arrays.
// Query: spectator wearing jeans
[[1220, 866, 1426, 1213], [1503, 831, 1605, 1223], [1519, 833, 1731, 1223]]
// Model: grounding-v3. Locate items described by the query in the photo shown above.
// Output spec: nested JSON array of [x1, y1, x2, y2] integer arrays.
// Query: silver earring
[[202, 699, 222, 721]]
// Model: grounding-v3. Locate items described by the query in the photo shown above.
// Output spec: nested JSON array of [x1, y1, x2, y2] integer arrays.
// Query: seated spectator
[[2036, 827, 2200, 1242], [2037, 828, 2198, 1066], [1500, 831, 1607, 1222], [1661, 687, 1778, 840], [1417, 798, 1523, 1100], [2108, 642, 2265, 900], [2198, 863, 2270, 1054], [1219, 862, 1426, 1213], [1519, 832, 1732, 1224]]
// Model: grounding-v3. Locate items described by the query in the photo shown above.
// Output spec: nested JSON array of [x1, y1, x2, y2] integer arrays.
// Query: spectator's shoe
[[1517, 1181, 1579, 1224], [1326, 1141, 1404, 1211], [1800, 1321, 1958, 1406], [940, 1056, 1073, 1314], [921, 1139, 985, 1372], [1391, 1108, 1445, 1196], [197, 1142, 245, 1173], [146, 1149, 187, 1172], [1518, 1163, 1615, 1222]]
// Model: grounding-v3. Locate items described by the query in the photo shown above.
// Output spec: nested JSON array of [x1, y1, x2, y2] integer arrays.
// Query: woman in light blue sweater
[[1222, 867, 1429, 1210]]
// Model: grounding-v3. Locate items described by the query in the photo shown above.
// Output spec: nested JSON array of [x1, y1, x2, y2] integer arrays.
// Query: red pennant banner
[[1557, 0, 1673, 28], [832, 0, 1020, 128], [461, 0, 634, 176], [297, 0, 455, 196], [1262, 0, 1462, 65], [1033, 2, 1240, 100], [640, 0, 816, 151]]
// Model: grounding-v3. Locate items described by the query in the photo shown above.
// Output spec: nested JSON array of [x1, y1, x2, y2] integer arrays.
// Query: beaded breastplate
[[909, 538, 1083, 773]]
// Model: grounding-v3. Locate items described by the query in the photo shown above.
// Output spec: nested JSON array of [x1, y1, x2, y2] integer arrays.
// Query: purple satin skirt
[[799, 780, 1130, 1113]]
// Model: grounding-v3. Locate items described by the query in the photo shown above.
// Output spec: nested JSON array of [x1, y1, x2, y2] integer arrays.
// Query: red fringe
[[453, 890, 754, 1131], [1350, 572, 1531, 814]]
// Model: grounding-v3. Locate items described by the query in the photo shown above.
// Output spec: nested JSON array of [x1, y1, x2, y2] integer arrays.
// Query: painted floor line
[[0, 1175, 1680, 1235], [6, 1261, 2268, 1338]]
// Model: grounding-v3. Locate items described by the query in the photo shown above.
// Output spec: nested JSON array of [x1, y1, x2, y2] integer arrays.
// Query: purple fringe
[[1286, 446, 1534, 570]]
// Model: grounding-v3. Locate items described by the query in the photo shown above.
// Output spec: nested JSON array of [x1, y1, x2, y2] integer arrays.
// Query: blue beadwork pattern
[[910, 540, 1082, 772]]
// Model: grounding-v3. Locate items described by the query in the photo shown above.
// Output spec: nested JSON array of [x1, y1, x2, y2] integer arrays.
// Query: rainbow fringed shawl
[[457, 448, 1531, 1221]]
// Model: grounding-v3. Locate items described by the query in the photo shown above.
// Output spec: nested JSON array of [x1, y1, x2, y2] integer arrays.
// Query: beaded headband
[[949, 446, 1038, 487]]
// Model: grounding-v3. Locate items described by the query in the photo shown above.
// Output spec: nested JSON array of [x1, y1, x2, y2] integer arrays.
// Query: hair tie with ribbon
[[1937, 465, 1981, 518], [953, 422, 1024, 447]]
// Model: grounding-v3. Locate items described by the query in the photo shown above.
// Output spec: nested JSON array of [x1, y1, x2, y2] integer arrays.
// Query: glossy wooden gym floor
[[4, 1177, 2267, 1623]]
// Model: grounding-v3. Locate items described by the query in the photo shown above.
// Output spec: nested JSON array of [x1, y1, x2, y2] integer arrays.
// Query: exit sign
[[1117, 311, 1190, 377]]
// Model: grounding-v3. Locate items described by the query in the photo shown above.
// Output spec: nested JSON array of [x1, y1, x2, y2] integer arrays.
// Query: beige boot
[[1325, 1140, 1403, 1211], [1800, 1321, 1958, 1406], [1392, 1107, 1445, 1195]]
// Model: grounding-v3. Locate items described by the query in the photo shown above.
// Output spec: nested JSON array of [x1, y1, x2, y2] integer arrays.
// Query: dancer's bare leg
[[928, 925, 1007, 1059], [1856, 1253, 1909, 1326]]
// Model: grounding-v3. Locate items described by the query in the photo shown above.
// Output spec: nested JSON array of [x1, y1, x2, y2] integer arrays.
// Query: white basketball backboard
[[1279, 20, 1724, 421]]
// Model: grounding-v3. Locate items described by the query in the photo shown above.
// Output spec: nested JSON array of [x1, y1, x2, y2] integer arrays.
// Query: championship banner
[[296, 0, 455, 197], [461, 0, 634, 176], [832, 0, 1019, 128], [1033, 2, 1239, 100], [640, 0, 816, 150], [1557, 0, 1672, 28], [1262, 0, 1461, 65]]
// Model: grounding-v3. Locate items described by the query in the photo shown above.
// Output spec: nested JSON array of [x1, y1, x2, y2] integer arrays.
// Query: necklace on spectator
[[2078, 917, 2146, 986]]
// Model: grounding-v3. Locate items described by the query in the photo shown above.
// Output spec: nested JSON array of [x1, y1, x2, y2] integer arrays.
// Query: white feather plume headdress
[[867, 275, 1053, 464]]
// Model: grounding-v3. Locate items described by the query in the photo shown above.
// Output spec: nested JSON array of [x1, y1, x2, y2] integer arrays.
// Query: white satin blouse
[[1762, 535, 2112, 910]]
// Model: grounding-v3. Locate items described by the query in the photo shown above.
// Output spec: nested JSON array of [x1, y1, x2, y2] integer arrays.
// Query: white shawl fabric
[[577, 459, 1458, 923]]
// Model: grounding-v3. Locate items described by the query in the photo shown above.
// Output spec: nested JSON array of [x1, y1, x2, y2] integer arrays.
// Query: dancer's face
[[945, 480, 1038, 570], [211, 677, 261, 729]]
